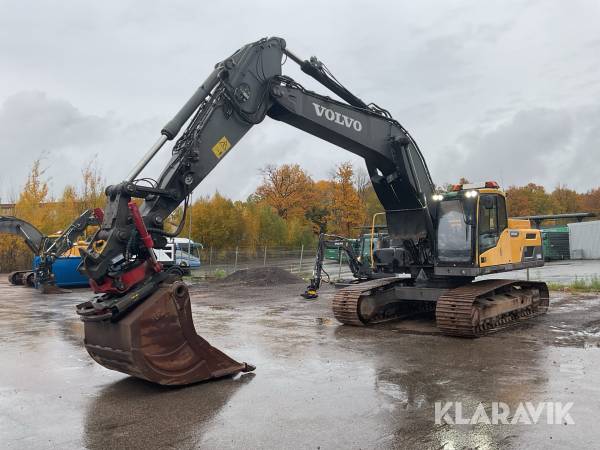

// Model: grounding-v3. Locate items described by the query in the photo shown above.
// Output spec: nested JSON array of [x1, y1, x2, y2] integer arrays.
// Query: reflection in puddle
[[83, 374, 254, 450]]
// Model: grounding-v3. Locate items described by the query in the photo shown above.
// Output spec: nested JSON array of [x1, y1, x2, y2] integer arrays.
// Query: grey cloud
[[565, 106, 600, 190], [1, 0, 599, 201], [431, 106, 600, 191], [0, 91, 162, 200]]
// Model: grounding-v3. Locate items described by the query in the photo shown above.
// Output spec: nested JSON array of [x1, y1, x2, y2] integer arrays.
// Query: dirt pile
[[219, 267, 303, 286]]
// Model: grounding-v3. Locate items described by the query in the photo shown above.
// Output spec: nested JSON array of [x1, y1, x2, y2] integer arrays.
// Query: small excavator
[[0, 209, 100, 292], [74, 37, 548, 386], [301, 229, 390, 299]]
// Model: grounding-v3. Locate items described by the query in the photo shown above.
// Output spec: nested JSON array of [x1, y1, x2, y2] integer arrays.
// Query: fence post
[[526, 267, 530, 281], [234, 246, 239, 271], [263, 246, 267, 267], [299, 244, 304, 272], [209, 247, 213, 276], [338, 248, 343, 280]]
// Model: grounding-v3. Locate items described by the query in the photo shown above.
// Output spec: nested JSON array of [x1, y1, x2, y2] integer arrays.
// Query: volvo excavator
[[0, 209, 100, 292], [74, 37, 548, 386]]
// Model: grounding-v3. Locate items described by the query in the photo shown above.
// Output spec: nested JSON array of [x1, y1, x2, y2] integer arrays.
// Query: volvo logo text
[[312, 103, 363, 132]]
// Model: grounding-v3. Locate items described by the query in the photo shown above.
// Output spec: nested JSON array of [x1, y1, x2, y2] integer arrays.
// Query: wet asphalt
[[1, 274, 600, 449]]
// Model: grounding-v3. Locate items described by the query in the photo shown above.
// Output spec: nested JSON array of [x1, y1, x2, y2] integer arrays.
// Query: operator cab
[[434, 181, 517, 272]]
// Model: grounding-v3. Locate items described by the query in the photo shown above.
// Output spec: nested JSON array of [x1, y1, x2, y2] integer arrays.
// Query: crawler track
[[436, 279, 549, 337], [332, 278, 396, 325], [332, 278, 435, 326], [332, 278, 549, 337]]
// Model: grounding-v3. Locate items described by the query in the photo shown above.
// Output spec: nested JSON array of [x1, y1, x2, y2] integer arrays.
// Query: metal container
[[541, 226, 570, 261], [568, 220, 600, 259]]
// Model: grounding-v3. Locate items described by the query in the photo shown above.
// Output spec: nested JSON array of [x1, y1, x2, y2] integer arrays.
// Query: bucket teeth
[[82, 281, 253, 385]]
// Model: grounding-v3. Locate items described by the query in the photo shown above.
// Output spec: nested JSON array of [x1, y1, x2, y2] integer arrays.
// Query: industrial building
[[569, 220, 600, 259]]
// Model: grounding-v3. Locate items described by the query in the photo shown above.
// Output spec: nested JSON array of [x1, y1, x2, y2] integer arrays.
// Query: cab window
[[437, 199, 473, 263], [478, 194, 503, 253], [497, 195, 508, 231]]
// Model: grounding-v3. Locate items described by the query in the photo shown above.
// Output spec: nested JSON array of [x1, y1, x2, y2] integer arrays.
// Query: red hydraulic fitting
[[93, 207, 104, 222], [128, 201, 154, 249], [128, 201, 162, 273]]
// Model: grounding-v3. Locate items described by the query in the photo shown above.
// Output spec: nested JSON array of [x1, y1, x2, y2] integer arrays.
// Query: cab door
[[477, 194, 510, 266]]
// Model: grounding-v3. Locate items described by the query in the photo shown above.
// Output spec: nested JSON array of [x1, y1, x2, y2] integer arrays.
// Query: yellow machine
[[433, 181, 543, 275], [2, 209, 100, 289], [331, 180, 548, 337]]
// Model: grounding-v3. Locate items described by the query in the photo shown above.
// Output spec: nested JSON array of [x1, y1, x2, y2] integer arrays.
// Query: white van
[[154, 237, 202, 276]]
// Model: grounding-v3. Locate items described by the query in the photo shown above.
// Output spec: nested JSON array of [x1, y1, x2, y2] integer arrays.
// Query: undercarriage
[[332, 277, 549, 337]]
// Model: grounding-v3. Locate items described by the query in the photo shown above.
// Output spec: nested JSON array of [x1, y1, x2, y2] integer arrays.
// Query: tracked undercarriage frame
[[332, 277, 549, 337]]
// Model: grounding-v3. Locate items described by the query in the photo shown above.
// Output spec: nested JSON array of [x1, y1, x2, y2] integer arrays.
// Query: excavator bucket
[[81, 281, 254, 385]]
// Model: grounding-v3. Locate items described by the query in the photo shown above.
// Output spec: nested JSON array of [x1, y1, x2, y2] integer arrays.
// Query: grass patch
[[548, 276, 600, 293], [213, 268, 227, 279]]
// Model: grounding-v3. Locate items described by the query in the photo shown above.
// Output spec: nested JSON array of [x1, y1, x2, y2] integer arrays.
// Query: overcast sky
[[1, 0, 599, 202]]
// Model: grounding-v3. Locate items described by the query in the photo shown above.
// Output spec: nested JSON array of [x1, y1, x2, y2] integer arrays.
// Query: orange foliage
[[0, 158, 107, 271], [1, 157, 598, 270], [327, 162, 367, 235], [255, 164, 315, 220]]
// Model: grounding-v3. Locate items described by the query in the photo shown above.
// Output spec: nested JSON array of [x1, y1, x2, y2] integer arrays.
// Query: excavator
[[74, 37, 548, 386], [301, 229, 389, 299], [0, 209, 100, 292]]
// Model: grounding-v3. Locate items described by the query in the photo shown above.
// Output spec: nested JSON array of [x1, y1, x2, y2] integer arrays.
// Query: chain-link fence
[[191, 245, 357, 281], [191, 246, 600, 286]]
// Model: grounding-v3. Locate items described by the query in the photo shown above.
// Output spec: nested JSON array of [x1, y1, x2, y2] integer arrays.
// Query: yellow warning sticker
[[212, 136, 232, 159]]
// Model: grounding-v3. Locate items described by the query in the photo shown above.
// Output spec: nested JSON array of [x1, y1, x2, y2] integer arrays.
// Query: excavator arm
[[81, 37, 435, 291], [302, 233, 367, 299], [76, 37, 439, 385], [0, 216, 45, 254]]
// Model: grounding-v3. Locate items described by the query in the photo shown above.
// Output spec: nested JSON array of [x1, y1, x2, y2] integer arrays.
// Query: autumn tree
[[188, 193, 245, 249], [80, 157, 106, 211], [284, 217, 315, 247], [242, 201, 287, 249], [0, 160, 52, 271], [327, 162, 366, 235], [305, 180, 333, 233], [57, 185, 80, 230], [14, 159, 52, 232], [353, 167, 370, 203], [505, 183, 554, 216], [580, 188, 600, 214], [550, 185, 582, 214], [255, 164, 315, 219]]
